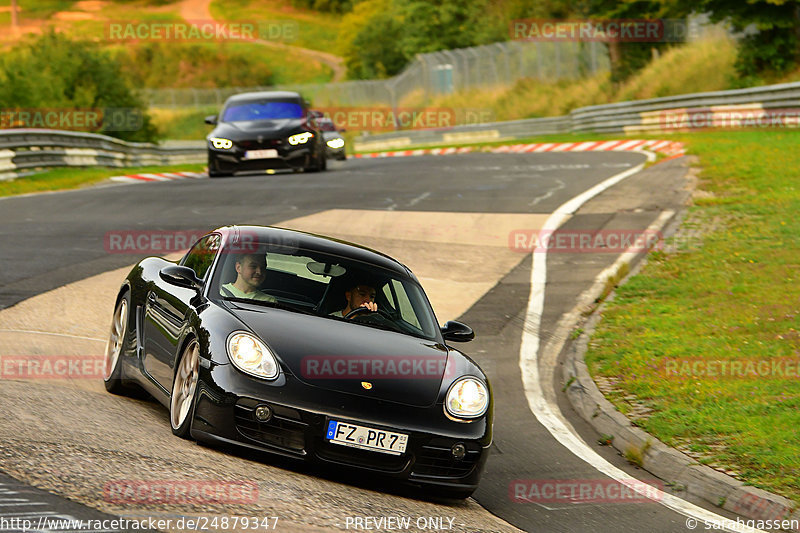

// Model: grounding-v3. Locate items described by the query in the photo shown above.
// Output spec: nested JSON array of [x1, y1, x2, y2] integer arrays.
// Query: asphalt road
[[0, 153, 741, 533]]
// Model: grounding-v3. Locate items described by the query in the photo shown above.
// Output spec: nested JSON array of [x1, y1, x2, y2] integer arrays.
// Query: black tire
[[305, 150, 326, 173], [170, 338, 200, 439], [208, 170, 232, 178], [207, 155, 232, 178], [103, 291, 134, 395]]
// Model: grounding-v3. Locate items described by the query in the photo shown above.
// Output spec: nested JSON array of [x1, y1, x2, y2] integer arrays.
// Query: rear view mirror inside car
[[307, 261, 346, 277]]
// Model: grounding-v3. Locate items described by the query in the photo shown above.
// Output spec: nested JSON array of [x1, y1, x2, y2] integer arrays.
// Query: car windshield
[[222, 101, 304, 122], [210, 241, 440, 341]]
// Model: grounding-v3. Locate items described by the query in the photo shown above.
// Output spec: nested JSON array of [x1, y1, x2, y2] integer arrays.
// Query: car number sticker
[[326, 420, 408, 455], [244, 149, 278, 160]]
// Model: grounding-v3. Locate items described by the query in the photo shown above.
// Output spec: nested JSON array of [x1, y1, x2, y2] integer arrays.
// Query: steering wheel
[[344, 306, 393, 321]]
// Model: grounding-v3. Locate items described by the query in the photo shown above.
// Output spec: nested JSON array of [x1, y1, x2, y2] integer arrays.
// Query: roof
[[213, 225, 411, 277], [224, 91, 304, 104]]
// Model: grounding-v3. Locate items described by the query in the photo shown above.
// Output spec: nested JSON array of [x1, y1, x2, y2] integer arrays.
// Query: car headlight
[[445, 377, 488, 419], [227, 332, 279, 380], [326, 138, 345, 149], [288, 132, 314, 145], [209, 137, 233, 150]]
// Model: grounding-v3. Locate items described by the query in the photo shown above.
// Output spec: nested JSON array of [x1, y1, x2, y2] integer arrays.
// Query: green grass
[[150, 107, 217, 140], [1, 0, 76, 20], [209, 0, 341, 52], [585, 129, 800, 504], [0, 0, 332, 86], [0, 163, 204, 197]]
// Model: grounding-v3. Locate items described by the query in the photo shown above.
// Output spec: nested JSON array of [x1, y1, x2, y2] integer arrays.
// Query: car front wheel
[[170, 338, 200, 438], [103, 291, 133, 395]]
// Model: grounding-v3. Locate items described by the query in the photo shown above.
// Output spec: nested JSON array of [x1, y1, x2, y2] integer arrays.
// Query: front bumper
[[208, 138, 314, 173], [190, 362, 491, 491]]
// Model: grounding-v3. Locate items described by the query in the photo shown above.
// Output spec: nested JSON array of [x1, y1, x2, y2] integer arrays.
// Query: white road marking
[[528, 179, 565, 207], [407, 191, 431, 207], [0, 329, 105, 342], [0, 512, 59, 517], [519, 153, 764, 533]]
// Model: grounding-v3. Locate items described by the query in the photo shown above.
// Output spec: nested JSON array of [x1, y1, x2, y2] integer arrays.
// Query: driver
[[221, 253, 277, 302], [330, 282, 377, 318]]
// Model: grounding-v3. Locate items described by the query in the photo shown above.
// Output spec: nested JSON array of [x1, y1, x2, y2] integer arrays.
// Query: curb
[[354, 139, 685, 159], [109, 171, 206, 183], [558, 161, 799, 529]]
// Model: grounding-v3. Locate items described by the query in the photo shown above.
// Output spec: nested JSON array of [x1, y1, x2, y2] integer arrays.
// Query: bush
[[0, 31, 159, 142]]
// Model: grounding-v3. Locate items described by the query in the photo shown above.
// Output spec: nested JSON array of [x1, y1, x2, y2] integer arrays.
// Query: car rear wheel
[[103, 291, 133, 395], [170, 338, 200, 438]]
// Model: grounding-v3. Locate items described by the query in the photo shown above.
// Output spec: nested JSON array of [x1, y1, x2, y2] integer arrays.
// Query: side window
[[384, 280, 421, 328], [182, 234, 221, 280]]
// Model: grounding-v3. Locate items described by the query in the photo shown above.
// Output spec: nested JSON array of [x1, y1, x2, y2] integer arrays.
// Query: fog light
[[451, 443, 466, 460], [255, 405, 272, 422]]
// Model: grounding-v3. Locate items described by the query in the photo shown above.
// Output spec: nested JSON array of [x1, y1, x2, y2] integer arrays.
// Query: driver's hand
[[361, 302, 378, 312]]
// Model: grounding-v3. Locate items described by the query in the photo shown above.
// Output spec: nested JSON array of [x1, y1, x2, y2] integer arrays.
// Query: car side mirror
[[204, 115, 217, 125], [441, 321, 474, 342], [160, 265, 202, 291]]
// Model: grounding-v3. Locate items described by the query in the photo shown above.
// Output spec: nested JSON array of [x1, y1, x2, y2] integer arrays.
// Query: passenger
[[221, 254, 276, 302]]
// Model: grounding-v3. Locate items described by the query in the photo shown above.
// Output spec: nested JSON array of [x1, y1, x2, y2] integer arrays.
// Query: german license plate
[[244, 149, 278, 160], [326, 420, 408, 455]]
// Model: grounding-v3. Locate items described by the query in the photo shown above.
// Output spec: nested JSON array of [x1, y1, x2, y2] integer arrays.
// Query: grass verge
[[0, 163, 205, 198], [585, 129, 800, 504]]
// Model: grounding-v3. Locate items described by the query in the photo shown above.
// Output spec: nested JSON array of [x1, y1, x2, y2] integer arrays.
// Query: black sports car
[[103, 226, 492, 498], [205, 91, 327, 177], [317, 117, 347, 160]]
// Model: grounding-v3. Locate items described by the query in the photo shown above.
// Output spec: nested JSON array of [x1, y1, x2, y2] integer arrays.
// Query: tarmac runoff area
[[0, 209, 543, 533]]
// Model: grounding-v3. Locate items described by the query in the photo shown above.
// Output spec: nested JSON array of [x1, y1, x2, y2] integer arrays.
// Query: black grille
[[411, 440, 481, 479], [237, 139, 282, 149], [234, 404, 307, 452]]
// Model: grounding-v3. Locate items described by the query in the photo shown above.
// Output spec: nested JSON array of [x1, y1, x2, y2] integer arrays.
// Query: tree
[[338, 0, 493, 79], [586, 0, 687, 83], [680, 0, 800, 76], [0, 31, 159, 142]]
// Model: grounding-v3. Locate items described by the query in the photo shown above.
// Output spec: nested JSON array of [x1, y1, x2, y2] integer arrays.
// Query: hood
[[213, 118, 304, 137], [226, 302, 448, 408]]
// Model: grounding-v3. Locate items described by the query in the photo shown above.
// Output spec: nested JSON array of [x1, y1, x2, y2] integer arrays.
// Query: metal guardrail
[[354, 81, 800, 151], [0, 130, 206, 181]]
